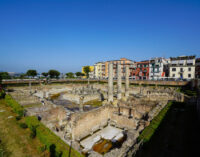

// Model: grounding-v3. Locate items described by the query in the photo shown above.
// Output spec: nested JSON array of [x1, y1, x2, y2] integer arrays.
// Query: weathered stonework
[[7, 81, 187, 157], [125, 65, 129, 98], [108, 63, 114, 102], [117, 64, 122, 100]]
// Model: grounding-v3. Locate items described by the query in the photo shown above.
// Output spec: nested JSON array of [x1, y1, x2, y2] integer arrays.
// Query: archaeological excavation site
[[5, 64, 195, 157]]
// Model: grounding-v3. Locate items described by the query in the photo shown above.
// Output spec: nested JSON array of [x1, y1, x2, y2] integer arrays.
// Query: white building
[[149, 57, 170, 80], [169, 56, 196, 80], [94, 62, 105, 79], [89, 71, 95, 79]]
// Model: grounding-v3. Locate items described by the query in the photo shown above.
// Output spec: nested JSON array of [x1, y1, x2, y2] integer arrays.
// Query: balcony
[[151, 70, 160, 73]]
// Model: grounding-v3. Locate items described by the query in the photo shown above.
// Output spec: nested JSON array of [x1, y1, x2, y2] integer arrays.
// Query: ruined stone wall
[[69, 105, 148, 140], [62, 93, 100, 104], [110, 113, 137, 129], [147, 92, 184, 102], [69, 103, 157, 141], [70, 106, 117, 140], [119, 107, 132, 117]]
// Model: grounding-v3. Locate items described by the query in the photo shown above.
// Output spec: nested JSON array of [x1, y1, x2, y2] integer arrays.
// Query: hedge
[[5, 95, 25, 117], [25, 116, 83, 157], [0, 90, 6, 99], [138, 101, 173, 143]]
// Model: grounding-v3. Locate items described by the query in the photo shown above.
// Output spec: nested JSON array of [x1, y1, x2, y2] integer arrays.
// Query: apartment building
[[169, 56, 195, 79], [134, 60, 149, 80], [149, 57, 170, 80], [94, 62, 105, 79], [129, 63, 137, 80], [105, 58, 134, 78], [196, 58, 200, 79]]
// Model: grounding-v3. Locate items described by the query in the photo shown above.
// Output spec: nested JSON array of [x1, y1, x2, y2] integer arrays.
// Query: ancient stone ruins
[[8, 63, 185, 157]]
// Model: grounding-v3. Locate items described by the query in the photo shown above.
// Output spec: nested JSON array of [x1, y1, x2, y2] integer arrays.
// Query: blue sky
[[0, 0, 200, 73]]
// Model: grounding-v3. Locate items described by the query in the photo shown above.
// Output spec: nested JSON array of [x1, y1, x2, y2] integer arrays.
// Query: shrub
[[37, 145, 46, 153], [19, 123, 28, 129], [30, 125, 37, 139], [16, 115, 22, 121], [25, 116, 83, 157], [5, 95, 25, 117], [0, 90, 6, 99]]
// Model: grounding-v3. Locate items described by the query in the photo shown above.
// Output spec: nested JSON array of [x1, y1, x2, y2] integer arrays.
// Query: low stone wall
[[147, 92, 184, 102], [111, 113, 137, 129], [2, 79, 189, 87], [70, 105, 142, 140], [62, 93, 100, 104], [70, 106, 116, 140]]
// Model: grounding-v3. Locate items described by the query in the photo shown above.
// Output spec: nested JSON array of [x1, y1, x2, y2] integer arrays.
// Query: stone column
[[79, 96, 84, 112], [117, 64, 122, 100], [125, 65, 129, 97], [43, 91, 46, 99], [29, 81, 32, 95], [108, 63, 113, 102]]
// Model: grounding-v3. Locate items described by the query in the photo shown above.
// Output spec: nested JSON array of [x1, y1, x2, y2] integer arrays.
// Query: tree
[[0, 75, 1, 84], [75, 72, 84, 78], [19, 74, 26, 79], [83, 66, 91, 78], [42, 72, 48, 78], [66, 72, 74, 78], [0, 72, 11, 80], [26, 70, 37, 78], [48, 70, 60, 78]]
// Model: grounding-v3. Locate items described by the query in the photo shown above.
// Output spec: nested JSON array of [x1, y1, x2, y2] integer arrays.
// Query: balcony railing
[[151, 70, 160, 73], [170, 63, 194, 67]]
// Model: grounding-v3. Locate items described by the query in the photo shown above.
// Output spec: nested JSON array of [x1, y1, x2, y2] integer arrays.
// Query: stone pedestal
[[117, 64, 122, 100], [108, 63, 113, 102], [125, 65, 129, 97]]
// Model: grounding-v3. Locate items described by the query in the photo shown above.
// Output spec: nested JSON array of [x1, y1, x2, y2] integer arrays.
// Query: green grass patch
[[0, 99, 47, 157], [19, 123, 28, 129], [25, 116, 83, 157], [50, 93, 61, 100], [83, 99, 102, 107], [23, 103, 42, 108], [5, 95, 25, 117], [138, 101, 173, 143], [177, 87, 197, 96], [0, 140, 11, 157]]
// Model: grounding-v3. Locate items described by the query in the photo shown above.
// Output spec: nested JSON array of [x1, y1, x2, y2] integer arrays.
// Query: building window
[[187, 63, 193, 66], [188, 67, 191, 71], [172, 68, 176, 71], [173, 74, 175, 77], [188, 74, 191, 78], [180, 68, 183, 72]]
